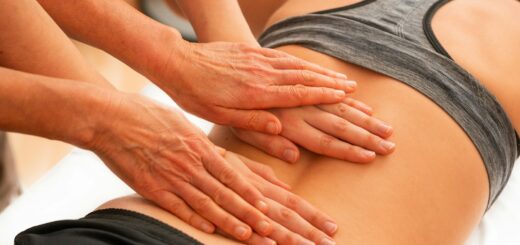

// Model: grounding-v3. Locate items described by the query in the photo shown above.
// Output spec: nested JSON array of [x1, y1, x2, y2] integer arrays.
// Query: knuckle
[[342, 144, 356, 158], [284, 194, 301, 209], [193, 196, 213, 211], [187, 212, 200, 226], [361, 114, 372, 127], [213, 187, 229, 206], [318, 134, 335, 149], [305, 228, 322, 242], [362, 116, 377, 128], [308, 210, 322, 226], [332, 120, 350, 132], [264, 141, 280, 155], [240, 207, 260, 222], [369, 135, 383, 146], [278, 207, 294, 221], [262, 165, 276, 177], [344, 97, 356, 106], [336, 103, 349, 116], [290, 84, 308, 100], [246, 111, 261, 129], [168, 199, 186, 213], [240, 186, 258, 202], [284, 233, 301, 245], [219, 167, 239, 185], [220, 215, 237, 231], [292, 59, 306, 70]]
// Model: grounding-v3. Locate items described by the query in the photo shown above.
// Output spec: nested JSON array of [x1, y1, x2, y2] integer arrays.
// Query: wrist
[[70, 87, 123, 152], [142, 26, 188, 85]]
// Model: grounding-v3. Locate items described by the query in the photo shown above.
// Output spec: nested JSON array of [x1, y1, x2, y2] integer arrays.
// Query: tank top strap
[[312, 0, 452, 57]]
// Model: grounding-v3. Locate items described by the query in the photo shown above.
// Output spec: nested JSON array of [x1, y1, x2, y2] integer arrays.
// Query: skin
[[170, 0, 396, 164], [0, 0, 389, 243], [99, 0, 520, 244], [0, 0, 368, 242], [37, 0, 357, 135], [30, 0, 395, 241]]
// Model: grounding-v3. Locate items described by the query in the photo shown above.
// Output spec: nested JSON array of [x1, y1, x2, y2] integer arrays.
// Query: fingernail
[[234, 226, 249, 239], [200, 222, 214, 233], [255, 200, 269, 213], [358, 103, 373, 114], [335, 72, 347, 79], [323, 221, 338, 234], [319, 237, 336, 245], [301, 240, 314, 245], [334, 90, 346, 98], [363, 150, 376, 158], [377, 123, 393, 135], [256, 220, 271, 235], [283, 149, 298, 163], [266, 122, 279, 134], [342, 80, 357, 91], [380, 140, 395, 151], [261, 238, 276, 245]]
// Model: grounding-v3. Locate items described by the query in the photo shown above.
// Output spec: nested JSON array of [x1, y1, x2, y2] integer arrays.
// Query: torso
[[104, 1, 520, 244], [212, 1, 520, 243]]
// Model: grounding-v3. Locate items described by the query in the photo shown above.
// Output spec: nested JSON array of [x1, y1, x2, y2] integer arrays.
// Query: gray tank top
[[259, 0, 520, 209]]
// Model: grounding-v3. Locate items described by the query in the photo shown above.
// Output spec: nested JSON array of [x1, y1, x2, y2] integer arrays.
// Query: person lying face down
[[14, 0, 520, 244]]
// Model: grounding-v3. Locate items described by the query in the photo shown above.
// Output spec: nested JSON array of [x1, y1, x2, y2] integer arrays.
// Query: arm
[[0, 67, 274, 241], [37, 0, 355, 135], [0, 67, 108, 148], [173, 0, 258, 44]]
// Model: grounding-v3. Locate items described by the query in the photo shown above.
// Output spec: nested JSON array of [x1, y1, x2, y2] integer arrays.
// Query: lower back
[[209, 45, 489, 244]]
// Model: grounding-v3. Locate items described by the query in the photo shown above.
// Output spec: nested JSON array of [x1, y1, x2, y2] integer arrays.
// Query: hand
[[88, 92, 277, 241], [156, 36, 357, 135], [232, 98, 395, 163], [215, 149, 338, 245]]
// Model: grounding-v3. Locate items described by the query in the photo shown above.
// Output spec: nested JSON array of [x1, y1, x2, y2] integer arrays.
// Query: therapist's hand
[[216, 149, 338, 245], [232, 98, 395, 163], [154, 34, 357, 135], [87, 92, 276, 241]]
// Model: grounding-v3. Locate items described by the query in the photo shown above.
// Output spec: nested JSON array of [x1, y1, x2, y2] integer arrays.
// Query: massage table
[[0, 83, 519, 244]]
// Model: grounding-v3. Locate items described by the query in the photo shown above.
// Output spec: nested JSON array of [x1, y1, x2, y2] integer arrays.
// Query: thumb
[[214, 107, 282, 135]]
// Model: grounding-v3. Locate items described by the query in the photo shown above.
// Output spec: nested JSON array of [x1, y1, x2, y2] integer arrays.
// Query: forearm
[[37, 0, 182, 83], [172, 0, 257, 44], [0, 67, 111, 148]]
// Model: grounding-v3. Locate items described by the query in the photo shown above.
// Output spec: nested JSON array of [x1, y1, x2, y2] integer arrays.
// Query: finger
[[258, 48, 348, 79], [273, 70, 356, 93], [148, 191, 215, 234], [202, 151, 270, 213], [231, 127, 300, 163], [216, 228, 276, 245], [262, 185, 339, 238], [175, 183, 253, 241], [306, 107, 395, 155], [238, 155, 292, 190], [267, 218, 316, 245], [214, 107, 282, 135], [264, 85, 347, 107], [263, 198, 333, 244], [318, 102, 393, 138], [192, 173, 273, 236], [282, 118, 377, 163], [343, 97, 373, 115], [272, 57, 349, 80]]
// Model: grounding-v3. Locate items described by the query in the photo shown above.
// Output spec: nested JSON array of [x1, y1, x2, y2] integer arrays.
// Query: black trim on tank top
[[423, 0, 453, 59], [313, 0, 378, 15]]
